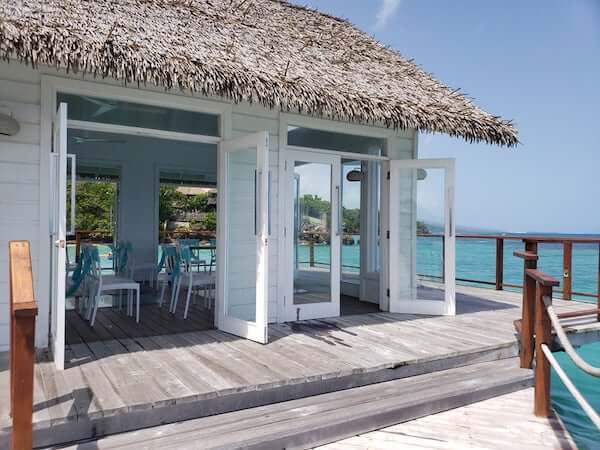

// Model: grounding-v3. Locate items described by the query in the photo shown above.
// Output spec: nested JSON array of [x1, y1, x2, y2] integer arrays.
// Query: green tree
[[71, 180, 117, 233], [342, 207, 360, 233], [301, 194, 330, 219]]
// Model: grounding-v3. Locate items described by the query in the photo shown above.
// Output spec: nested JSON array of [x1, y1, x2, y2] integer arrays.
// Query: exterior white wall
[[0, 62, 43, 350], [0, 60, 416, 350]]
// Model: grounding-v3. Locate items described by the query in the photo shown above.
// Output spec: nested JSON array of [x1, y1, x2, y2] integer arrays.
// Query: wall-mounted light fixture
[[0, 108, 20, 136]]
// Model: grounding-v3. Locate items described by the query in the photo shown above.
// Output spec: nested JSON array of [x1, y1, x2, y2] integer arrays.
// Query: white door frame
[[39, 75, 233, 352], [281, 148, 342, 322], [50, 103, 68, 370], [388, 158, 456, 316], [217, 131, 270, 343]]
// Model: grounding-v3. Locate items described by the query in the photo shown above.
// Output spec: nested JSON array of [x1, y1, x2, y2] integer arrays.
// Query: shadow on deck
[[0, 284, 595, 448]]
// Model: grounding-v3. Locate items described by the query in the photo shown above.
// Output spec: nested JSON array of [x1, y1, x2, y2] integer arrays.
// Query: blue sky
[[291, 0, 600, 234]]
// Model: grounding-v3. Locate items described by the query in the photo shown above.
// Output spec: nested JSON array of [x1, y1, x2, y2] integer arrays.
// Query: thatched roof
[[0, 0, 518, 146]]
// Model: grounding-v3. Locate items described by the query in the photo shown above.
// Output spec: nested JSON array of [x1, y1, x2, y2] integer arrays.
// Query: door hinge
[[386, 288, 390, 297], [387, 171, 390, 180], [386, 230, 390, 239]]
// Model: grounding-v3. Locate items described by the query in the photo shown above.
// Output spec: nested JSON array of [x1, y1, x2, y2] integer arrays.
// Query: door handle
[[55, 239, 66, 248]]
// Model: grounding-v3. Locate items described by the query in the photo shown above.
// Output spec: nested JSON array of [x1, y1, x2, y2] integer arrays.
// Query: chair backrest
[[114, 241, 133, 275], [66, 244, 94, 297], [86, 246, 103, 295], [163, 245, 181, 282]]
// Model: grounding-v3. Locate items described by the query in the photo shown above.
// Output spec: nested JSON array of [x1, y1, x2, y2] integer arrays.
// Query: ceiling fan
[[82, 96, 168, 118], [71, 135, 126, 145]]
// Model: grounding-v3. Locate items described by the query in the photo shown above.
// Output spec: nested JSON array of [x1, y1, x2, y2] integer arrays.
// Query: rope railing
[[543, 296, 600, 377], [540, 344, 600, 429], [514, 248, 599, 427]]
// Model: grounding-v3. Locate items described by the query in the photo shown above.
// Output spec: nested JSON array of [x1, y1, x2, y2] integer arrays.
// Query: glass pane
[[227, 148, 257, 321], [293, 161, 332, 304], [396, 167, 446, 302], [288, 126, 384, 156], [341, 160, 361, 274], [58, 93, 219, 136]]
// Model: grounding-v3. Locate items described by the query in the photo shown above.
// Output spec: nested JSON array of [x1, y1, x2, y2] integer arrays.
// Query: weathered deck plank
[[317, 388, 576, 450], [0, 285, 596, 448]]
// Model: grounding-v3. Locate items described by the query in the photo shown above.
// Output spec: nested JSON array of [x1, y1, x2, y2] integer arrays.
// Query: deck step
[[52, 357, 533, 450]]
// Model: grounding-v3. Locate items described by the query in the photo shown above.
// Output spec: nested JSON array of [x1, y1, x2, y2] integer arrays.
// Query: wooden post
[[309, 240, 315, 267], [495, 238, 504, 290], [534, 283, 553, 418], [8, 241, 38, 450], [519, 240, 538, 369], [563, 241, 572, 301]]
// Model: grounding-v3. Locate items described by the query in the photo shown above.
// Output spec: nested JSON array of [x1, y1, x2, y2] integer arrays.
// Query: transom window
[[57, 93, 220, 137], [287, 126, 385, 156]]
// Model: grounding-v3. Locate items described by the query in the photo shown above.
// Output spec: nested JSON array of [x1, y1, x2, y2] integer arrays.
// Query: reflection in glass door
[[286, 150, 340, 321], [388, 159, 455, 315]]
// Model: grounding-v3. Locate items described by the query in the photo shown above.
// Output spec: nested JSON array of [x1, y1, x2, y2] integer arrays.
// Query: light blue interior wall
[[68, 130, 217, 273]]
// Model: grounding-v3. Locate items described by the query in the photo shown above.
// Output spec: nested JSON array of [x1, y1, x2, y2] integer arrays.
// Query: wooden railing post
[[525, 268, 559, 418], [534, 282, 552, 417], [563, 241, 572, 301], [309, 240, 315, 267], [515, 240, 538, 369], [8, 241, 38, 450], [495, 238, 504, 290]]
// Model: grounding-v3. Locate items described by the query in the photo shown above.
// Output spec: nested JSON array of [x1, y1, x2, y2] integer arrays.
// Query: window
[[287, 126, 385, 156], [57, 93, 220, 136]]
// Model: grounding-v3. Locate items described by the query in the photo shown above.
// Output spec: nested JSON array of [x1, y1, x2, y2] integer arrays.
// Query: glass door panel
[[285, 150, 340, 321], [217, 132, 270, 343], [293, 161, 333, 305], [388, 159, 455, 315]]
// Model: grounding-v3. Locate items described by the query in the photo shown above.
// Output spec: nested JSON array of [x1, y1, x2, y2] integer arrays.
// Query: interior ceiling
[[67, 129, 217, 183]]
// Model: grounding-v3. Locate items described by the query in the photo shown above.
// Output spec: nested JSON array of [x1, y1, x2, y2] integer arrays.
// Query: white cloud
[[374, 0, 401, 31]]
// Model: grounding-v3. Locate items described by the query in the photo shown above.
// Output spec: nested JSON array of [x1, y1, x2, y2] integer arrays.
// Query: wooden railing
[[514, 248, 600, 424], [418, 234, 600, 313], [8, 241, 38, 450]]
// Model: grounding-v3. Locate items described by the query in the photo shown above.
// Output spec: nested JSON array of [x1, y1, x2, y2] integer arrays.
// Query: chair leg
[[90, 295, 100, 326], [159, 280, 166, 307], [184, 282, 193, 319], [136, 287, 140, 323], [171, 279, 180, 314]]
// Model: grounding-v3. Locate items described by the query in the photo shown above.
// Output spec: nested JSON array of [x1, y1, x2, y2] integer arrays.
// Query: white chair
[[170, 246, 215, 319], [157, 244, 179, 308], [87, 246, 141, 326]]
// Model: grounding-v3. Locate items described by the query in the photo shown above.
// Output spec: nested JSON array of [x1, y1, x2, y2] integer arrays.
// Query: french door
[[217, 132, 270, 343], [50, 103, 68, 369], [388, 159, 456, 315], [283, 150, 341, 321]]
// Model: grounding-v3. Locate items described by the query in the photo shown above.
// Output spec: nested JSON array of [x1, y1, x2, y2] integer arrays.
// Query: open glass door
[[283, 150, 341, 321], [50, 103, 68, 369], [217, 131, 270, 343], [388, 159, 455, 315]]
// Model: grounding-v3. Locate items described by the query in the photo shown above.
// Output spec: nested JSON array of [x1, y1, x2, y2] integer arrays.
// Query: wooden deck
[[318, 388, 577, 450], [0, 285, 597, 448]]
